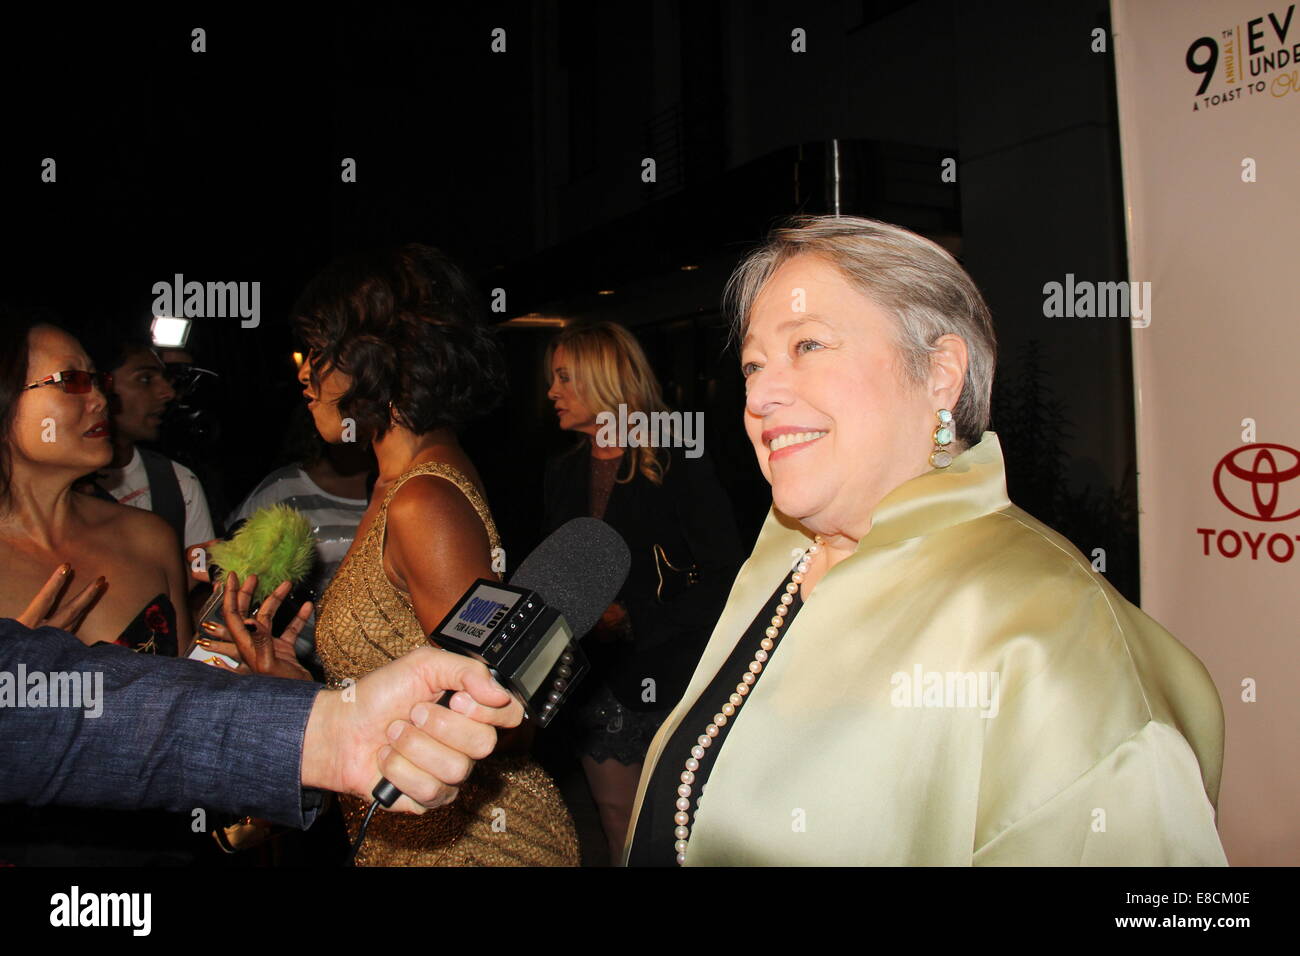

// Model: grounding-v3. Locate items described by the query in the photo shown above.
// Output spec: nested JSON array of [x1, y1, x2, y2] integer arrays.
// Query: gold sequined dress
[[315, 462, 580, 866]]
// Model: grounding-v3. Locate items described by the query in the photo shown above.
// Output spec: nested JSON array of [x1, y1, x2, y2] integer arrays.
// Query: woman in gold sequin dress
[[287, 244, 580, 866]]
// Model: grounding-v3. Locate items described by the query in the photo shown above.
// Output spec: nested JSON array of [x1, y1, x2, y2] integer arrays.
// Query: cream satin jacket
[[623, 433, 1227, 865]]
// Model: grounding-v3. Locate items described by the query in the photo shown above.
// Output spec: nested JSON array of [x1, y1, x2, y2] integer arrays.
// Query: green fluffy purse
[[208, 504, 317, 602]]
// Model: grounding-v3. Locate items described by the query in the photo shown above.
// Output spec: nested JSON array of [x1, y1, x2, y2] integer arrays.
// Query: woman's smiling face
[[739, 255, 943, 541]]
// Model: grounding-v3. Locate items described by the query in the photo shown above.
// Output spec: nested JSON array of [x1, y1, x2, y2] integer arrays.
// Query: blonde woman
[[544, 320, 742, 864]]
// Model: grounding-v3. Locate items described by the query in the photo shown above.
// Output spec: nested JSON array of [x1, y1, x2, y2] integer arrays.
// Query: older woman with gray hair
[[623, 215, 1226, 866]]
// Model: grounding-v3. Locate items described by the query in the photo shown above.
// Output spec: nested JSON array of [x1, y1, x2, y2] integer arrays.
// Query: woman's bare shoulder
[[387, 473, 494, 576], [76, 491, 180, 558], [388, 471, 486, 532]]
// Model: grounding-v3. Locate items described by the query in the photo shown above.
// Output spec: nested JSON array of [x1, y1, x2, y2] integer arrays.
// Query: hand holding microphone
[[196, 569, 527, 815], [304, 646, 525, 815], [365, 518, 631, 816], [195, 515, 631, 847], [192, 569, 524, 820]]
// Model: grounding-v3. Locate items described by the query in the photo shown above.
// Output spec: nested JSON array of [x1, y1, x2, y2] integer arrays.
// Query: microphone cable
[[348, 690, 452, 864], [349, 799, 382, 864]]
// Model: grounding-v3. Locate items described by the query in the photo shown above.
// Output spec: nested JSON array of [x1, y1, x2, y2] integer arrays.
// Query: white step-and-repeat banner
[[1112, 0, 1299, 865]]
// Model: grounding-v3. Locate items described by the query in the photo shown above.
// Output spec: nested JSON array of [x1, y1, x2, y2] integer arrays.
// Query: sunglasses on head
[[23, 369, 114, 395]]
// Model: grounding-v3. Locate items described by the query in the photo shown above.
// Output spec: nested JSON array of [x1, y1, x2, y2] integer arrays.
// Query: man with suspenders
[[91, 338, 215, 555]]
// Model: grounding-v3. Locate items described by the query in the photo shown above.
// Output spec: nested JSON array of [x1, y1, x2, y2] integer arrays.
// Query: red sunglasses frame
[[22, 369, 114, 395]]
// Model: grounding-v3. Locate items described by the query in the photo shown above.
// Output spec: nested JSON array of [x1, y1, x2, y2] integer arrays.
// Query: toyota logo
[[1212, 443, 1300, 522]]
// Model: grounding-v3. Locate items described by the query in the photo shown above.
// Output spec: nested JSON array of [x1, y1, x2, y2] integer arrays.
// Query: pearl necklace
[[671, 535, 822, 865]]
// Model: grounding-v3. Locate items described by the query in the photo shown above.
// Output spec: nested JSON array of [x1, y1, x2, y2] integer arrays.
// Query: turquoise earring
[[929, 409, 954, 468]]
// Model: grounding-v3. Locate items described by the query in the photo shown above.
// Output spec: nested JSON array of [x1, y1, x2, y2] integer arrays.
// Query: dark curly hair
[[293, 244, 507, 439]]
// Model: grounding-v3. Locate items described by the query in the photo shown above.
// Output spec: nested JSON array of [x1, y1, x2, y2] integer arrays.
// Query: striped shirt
[[228, 466, 368, 665]]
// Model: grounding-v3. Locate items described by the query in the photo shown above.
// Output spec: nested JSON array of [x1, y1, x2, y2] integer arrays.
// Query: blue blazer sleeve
[[0, 618, 321, 828]]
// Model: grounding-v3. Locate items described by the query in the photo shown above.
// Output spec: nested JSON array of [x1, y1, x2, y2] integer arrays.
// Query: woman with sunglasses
[[0, 311, 192, 656]]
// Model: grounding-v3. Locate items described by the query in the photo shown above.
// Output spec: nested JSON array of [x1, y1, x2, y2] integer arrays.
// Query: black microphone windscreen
[[509, 518, 631, 638]]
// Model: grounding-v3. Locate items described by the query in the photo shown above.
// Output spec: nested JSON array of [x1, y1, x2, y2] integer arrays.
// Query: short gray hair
[[724, 215, 997, 447]]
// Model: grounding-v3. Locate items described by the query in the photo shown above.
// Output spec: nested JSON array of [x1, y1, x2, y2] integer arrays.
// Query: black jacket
[[543, 443, 744, 712]]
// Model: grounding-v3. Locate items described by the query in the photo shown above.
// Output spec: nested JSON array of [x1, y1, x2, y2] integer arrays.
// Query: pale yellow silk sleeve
[[973, 720, 1228, 865], [965, 527, 1229, 866]]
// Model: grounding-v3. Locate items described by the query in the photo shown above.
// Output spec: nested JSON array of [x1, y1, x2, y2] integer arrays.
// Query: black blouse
[[626, 570, 805, 866], [543, 444, 745, 713]]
